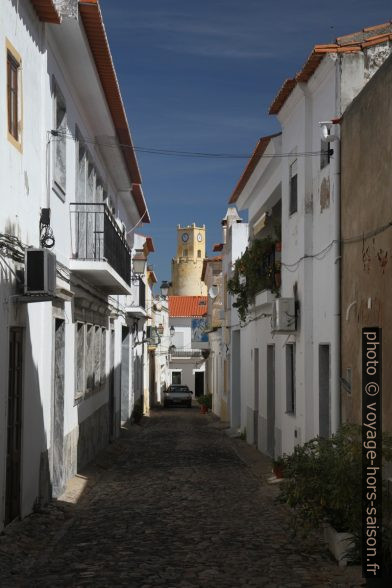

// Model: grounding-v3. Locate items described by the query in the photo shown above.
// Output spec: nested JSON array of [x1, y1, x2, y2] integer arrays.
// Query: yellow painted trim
[[5, 38, 23, 153]]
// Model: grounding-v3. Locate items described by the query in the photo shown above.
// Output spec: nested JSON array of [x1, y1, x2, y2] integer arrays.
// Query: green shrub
[[277, 424, 392, 563], [196, 394, 212, 409], [227, 237, 280, 322]]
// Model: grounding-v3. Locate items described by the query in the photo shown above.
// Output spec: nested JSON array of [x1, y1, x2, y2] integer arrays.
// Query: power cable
[[52, 130, 325, 160]]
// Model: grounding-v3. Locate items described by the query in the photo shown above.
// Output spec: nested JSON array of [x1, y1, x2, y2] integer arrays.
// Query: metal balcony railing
[[70, 202, 131, 285], [170, 349, 203, 358]]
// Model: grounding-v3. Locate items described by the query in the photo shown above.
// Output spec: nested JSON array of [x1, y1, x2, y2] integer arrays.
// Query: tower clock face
[[197, 233, 202, 242], [182, 233, 189, 242]]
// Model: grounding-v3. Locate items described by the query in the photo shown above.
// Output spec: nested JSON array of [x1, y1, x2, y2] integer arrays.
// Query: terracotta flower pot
[[273, 464, 284, 479], [200, 404, 208, 414]]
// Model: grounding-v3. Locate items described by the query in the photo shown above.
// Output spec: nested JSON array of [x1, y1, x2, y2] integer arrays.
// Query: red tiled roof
[[269, 22, 392, 115], [228, 133, 281, 204], [145, 237, 155, 253], [168, 296, 208, 317], [79, 0, 150, 223], [31, 0, 61, 23], [213, 243, 224, 252]]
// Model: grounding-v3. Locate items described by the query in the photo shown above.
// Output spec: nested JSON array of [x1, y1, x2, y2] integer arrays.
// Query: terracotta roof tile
[[213, 243, 224, 252], [148, 269, 157, 284], [168, 296, 208, 318], [269, 21, 392, 116], [228, 133, 281, 203], [145, 237, 155, 253]]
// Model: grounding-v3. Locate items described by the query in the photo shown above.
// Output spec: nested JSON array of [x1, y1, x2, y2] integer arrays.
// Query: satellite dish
[[209, 285, 218, 299]]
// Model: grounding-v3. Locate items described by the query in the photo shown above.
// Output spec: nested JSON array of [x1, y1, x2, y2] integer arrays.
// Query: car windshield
[[168, 386, 189, 393]]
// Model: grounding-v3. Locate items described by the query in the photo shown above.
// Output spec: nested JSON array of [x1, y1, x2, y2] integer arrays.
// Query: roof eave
[[78, 1, 150, 223], [31, 0, 61, 23]]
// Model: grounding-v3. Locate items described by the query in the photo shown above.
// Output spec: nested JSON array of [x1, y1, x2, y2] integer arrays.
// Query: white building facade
[[228, 25, 392, 457], [168, 297, 208, 397], [1, 0, 151, 528]]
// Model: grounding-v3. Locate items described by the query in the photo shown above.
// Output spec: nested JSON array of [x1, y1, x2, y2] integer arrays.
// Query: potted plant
[[277, 425, 392, 566], [272, 455, 285, 479], [197, 393, 212, 414]]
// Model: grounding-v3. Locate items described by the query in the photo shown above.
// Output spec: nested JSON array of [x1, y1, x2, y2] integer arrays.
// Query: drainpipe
[[319, 121, 341, 433]]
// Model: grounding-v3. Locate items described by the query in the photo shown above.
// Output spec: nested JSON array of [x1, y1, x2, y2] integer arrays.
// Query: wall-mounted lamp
[[170, 325, 175, 337], [160, 280, 170, 297], [131, 250, 147, 283]]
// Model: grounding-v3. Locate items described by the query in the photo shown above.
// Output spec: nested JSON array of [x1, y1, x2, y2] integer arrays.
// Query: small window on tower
[[197, 250, 201, 258], [183, 249, 188, 257]]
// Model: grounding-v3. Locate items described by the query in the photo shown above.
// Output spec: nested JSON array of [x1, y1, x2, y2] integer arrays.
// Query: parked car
[[163, 385, 193, 408]]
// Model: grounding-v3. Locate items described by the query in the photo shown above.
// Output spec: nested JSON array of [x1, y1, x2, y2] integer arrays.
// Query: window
[[6, 41, 22, 149], [183, 249, 188, 257], [76, 129, 99, 204], [286, 343, 296, 414], [197, 250, 201, 258], [172, 371, 182, 385], [86, 324, 94, 391], [76, 323, 85, 398], [289, 160, 297, 215], [320, 130, 331, 169], [100, 328, 107, 385], [75, 322, 106, 401], [53, 80, 67, 197]]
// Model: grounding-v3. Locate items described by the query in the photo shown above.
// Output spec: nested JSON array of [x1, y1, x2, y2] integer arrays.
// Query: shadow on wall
[[0, 295, 53, 530]]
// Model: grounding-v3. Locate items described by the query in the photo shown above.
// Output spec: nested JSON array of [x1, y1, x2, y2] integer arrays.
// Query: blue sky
[[100, 0, 391, 287]]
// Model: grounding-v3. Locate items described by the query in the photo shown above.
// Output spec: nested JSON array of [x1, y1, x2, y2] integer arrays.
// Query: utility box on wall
[[24, 248, 56, 296]]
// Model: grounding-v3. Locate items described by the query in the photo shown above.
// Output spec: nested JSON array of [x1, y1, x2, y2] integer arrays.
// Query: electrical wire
[[52, 130, 325, 160]]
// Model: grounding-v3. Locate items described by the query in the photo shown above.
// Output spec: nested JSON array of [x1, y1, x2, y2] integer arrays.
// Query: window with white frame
[[289, 159, 298, 215], [6, 40, 22, 150]]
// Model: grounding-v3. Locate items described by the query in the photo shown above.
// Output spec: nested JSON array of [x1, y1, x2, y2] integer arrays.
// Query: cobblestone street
[[0, 409, 364, 587]]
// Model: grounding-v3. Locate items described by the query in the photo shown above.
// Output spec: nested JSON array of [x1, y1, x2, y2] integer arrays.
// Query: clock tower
[[170, 223, 207, 295]]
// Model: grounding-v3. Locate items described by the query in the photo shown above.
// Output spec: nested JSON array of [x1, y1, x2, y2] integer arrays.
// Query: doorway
[[5, 328, 23, 526], [231, 330, 241, 429], [319, 344, 330, 437], [121, 327, 130, 422], [52, 319, 65, 497], [109, 329, 115, 441], [149, 350, 156, 408], [253, 348, 259, 447], [267, 345, 275, 458], [194, 371, 204, 397]]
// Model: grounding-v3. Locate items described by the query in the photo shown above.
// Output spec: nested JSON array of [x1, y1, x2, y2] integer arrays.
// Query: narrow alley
[[0, 411, 364, 588]]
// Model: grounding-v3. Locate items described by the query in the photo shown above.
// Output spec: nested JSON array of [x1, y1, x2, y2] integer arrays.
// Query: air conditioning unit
[[24, 248, 56, 296], [271, 298, 296, 332]]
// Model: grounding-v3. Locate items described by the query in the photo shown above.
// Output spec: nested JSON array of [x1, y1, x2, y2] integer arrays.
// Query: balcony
[[69, 203, 132, 294], [170, 349, 204, 359]]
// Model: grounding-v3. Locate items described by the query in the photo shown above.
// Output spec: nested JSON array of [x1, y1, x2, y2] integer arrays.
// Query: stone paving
[[0, 408, 365, 587]]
